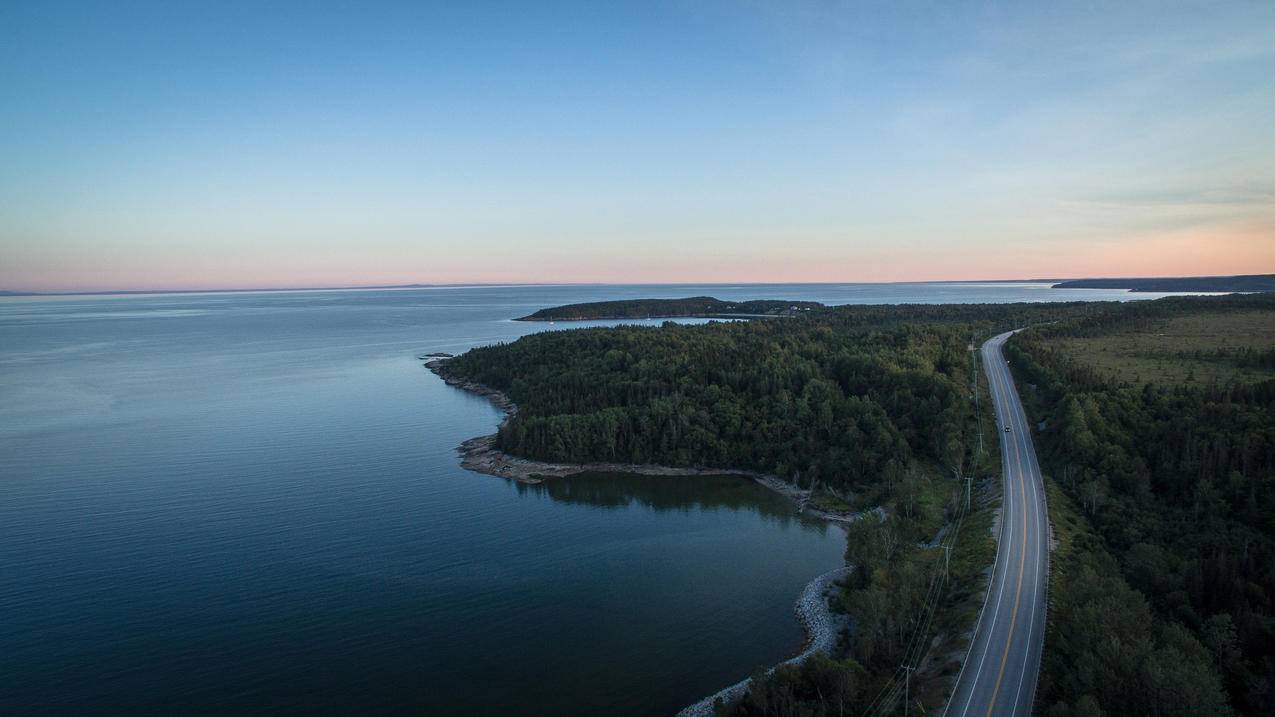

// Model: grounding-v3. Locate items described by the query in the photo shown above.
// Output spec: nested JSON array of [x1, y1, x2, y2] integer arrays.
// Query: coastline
[[675, 566, 853, 717], [425, 357, 866, 525], [427, 355, 861, 714], [515, 312, 785, 322]]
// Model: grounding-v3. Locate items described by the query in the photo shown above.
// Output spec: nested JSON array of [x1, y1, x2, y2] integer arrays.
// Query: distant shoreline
[[1051, 273, 1274, 292], [6, 274, 1272, 298], [516, 297, 825, 322], [6, 274, 1271, 298], [516, 312, 785, 322]]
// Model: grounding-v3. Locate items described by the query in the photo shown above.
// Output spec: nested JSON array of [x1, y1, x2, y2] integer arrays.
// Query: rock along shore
[[425, 357, 867, 524], [676, 566, 854, 717], [426, 355, 861, 714]]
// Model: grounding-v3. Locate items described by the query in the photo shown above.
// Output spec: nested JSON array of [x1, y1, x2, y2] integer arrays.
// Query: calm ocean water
[[0, 283, 1178, 714]]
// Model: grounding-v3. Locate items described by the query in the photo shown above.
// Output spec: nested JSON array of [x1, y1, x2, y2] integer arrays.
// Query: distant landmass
[[1053, 273, 1275, 292], [517, 296, 825, 321]]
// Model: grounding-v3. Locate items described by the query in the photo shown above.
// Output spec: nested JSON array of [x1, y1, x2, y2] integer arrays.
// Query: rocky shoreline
[[426, 355, 861, 714], [675, 566, 854, 717], [426, 357, 867, 524]]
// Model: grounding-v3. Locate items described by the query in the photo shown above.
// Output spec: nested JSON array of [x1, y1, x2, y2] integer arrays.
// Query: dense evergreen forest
[[517, 296, 824, 321], [440, 294, 1275, 715], [446, 302, 1080, 496], [1007, 293, 1275, 716]]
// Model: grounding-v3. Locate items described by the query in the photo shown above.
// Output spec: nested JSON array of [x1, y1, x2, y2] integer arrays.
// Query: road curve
[[944, 331, 1049, 717]]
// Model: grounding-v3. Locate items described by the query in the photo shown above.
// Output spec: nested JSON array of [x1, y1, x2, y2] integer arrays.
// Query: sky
[[2, 1, 1274, 292]]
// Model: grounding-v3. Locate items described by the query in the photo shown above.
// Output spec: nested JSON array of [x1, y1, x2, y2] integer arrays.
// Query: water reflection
[[518, 471, 829, 533]]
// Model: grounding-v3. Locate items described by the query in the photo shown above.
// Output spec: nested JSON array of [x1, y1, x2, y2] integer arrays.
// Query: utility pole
[[972, 347, 984, 459], [902, 664, 916, 717]]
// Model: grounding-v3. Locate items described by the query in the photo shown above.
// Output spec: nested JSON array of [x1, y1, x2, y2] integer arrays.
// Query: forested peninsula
[[433, 293, 1275, 716], [516, 296, 824, 321]]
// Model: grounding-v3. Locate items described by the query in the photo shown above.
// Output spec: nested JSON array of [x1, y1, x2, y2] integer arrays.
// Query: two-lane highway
[[945, 331, 1049, 717]]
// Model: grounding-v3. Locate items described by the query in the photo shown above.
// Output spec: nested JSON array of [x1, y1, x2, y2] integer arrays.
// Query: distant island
[[1052, 273, 1275, 292], [516, 296, 825, 321]]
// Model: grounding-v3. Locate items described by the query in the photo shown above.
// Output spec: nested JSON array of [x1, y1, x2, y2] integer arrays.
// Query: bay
[[0, 283, 1178, 714]]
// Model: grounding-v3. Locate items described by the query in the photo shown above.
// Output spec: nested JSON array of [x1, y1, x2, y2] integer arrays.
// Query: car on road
[[1004, 426, 1012, 432]]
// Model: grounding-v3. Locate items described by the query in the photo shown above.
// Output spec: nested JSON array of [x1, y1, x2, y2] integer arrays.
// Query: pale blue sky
[[2, 1, 1273, 291]]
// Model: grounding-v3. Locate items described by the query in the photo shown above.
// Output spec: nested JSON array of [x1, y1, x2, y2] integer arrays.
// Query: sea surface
[[0, 283, 1188, 714]]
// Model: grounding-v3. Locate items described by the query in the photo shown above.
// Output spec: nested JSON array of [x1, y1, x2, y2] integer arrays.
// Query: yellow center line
[[986, 361, 1030, 716], [952, 344, 1012, 717]]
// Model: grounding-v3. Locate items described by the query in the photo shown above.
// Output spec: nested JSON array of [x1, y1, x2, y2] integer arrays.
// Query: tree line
[[517, 296, 825, 321]]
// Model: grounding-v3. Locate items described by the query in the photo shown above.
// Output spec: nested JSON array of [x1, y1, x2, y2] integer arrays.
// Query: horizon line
[[3, 271, 1273, 297], [5, 278, 1064, 297]]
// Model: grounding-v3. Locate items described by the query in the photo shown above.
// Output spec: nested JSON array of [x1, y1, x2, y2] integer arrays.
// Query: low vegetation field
[[1053, 310, 1275, 385]]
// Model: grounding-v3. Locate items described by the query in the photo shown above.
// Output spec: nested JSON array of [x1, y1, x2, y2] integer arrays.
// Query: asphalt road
[[944, 331, 1049, 717]]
